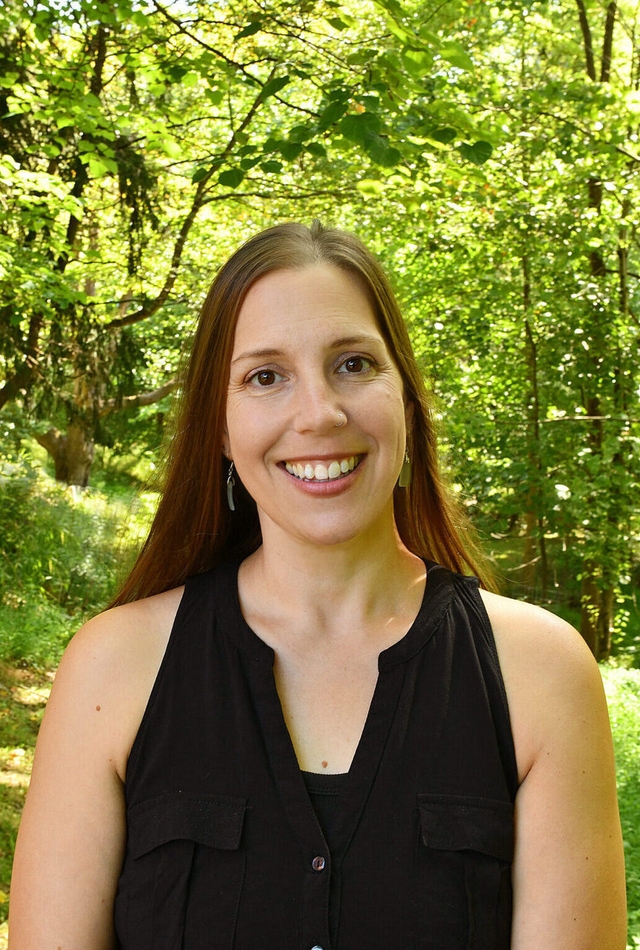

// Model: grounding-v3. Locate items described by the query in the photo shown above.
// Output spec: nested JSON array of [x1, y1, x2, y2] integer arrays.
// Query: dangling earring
[[398, 449, 411, 488], [226, 460, 236, 512]]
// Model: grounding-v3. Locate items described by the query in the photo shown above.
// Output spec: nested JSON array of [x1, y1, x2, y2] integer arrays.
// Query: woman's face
[[224, 264, 411, 550]]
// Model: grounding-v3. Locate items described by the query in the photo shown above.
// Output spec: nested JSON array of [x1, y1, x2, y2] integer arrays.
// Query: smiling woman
[[8, 223, 627, 950]]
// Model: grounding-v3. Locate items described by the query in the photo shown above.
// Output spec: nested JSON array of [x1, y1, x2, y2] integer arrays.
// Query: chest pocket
[[115, 791, 247, 950], [416, 794, 513, 950]]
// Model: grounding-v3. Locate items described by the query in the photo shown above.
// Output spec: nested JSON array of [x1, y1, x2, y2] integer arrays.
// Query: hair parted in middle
[[113, 220, 493, 605]]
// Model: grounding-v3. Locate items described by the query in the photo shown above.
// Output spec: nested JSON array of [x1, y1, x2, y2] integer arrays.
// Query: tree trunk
[[598, 587, 615, 660], [580, 559, 599, 656], [522, 254, 548, 600], [36, 423, 95, 487]]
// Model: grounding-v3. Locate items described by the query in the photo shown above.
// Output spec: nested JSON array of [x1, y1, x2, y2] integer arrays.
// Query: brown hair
[[113, 221, 494, 604]]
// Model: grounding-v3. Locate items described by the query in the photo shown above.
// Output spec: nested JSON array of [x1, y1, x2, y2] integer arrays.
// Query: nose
[[291, 372, 344, 434]]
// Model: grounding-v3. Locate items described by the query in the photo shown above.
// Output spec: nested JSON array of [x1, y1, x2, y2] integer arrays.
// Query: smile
[[284, 456, 361, 482]]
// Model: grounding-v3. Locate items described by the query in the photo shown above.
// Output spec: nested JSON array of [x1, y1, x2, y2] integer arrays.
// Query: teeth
[[285, 456, 360, 482]]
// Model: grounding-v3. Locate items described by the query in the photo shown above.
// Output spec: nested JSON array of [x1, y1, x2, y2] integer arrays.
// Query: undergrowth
[[0, 452, 157, 667]]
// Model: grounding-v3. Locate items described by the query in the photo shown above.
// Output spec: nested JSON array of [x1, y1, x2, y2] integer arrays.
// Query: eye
[[247, 368, 284, 387], [338, 355, 374, 375]]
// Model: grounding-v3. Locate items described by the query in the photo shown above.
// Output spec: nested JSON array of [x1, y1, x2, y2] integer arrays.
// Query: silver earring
[[226, 460, 236, 511], [398, 449, 411, 488], [335, 411, 346, 428]]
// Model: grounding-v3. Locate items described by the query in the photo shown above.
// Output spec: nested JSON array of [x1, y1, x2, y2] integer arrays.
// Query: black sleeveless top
[[114, 560, 518, 950]]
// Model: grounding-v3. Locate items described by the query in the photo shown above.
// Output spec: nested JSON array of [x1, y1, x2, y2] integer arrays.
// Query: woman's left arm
[[482, 592, 627, 950]]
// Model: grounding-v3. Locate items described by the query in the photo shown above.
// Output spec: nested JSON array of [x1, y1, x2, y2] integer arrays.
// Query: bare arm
[[482, 592, 627, 950], [8, 590, 181, 949]]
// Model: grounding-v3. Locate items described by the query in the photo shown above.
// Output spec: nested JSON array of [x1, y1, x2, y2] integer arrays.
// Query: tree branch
[[101, 378, 177, 415], [105, 70, 276, 330], [150, 1, 262, 88]]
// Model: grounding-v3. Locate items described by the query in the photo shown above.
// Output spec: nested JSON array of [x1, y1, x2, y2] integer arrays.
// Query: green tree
[[0, 0, 493, 484]]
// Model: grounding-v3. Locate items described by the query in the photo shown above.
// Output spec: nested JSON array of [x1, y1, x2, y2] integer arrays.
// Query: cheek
[[225, 401, 274, 461]]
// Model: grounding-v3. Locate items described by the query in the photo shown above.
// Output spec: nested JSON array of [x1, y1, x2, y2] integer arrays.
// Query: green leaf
[[305, 142, 327, 158], [191, 166, 209, 183], [386, 17, 410, 44], [363, 136, 401, 167], [260, 76, 291, 101], [260, 160, 283, 173], [167, 65, 188, 84], [327, 16, 349, 30], [88, 158, 110, 178], [278, 141, 303, 161], [402, 48, 432, 79], [288, 124, 312, 142], [340, 112, 382, 145], [431, 127, 457, 145], [235, 20, 262, 40], [317, 99, 348, 131], [458, 140, 493, 165], [439, 42, 474, 71], [356, 178, 385, 197], [218, 168, 245, 188]]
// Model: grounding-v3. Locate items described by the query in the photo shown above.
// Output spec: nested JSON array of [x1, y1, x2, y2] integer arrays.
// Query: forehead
[[232, 264, 383, 348]]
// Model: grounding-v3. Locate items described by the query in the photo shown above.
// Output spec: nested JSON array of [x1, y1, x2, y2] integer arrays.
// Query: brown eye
[[339, 356, 372, 374], [248, 369, 283, 387]]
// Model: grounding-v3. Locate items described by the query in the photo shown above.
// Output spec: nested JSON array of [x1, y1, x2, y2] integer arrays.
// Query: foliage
[[0, 0, 493, 485], [601, 665, 640, 946], [0, 447, 156, 666]]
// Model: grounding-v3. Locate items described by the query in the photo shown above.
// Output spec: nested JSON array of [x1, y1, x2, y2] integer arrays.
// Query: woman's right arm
[[8, 590, 182, 949]]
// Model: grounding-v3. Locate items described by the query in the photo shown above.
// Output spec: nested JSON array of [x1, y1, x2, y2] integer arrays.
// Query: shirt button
[[311, 855, 326, 871]]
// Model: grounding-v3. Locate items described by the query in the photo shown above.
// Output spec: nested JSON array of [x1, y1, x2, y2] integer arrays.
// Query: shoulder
[[49, 586, 185, 780], [479, 588, 592, 665], [478, 590, 605, 782], [478, 592, 626, 947]]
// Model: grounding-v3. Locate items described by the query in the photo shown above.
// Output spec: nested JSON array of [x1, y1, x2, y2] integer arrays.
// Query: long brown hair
[[113, 222, 494, 605]]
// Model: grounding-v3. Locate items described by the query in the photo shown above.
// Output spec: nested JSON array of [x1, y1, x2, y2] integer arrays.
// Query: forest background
[[1, 0, 640, 942]]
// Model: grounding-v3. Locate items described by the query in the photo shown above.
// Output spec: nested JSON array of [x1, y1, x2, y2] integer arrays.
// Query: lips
[[284, 455, 361, 482]]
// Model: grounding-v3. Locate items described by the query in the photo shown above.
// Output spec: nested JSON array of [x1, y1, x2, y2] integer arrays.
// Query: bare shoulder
[[478, 590, 605, 780], [49, 586, 185, 779], [478, 592, 626, 947], [479, 588, 591, 660]]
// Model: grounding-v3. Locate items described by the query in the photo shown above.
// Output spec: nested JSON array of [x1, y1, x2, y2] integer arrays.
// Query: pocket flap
[[418, 794, 513, 863], [128, 792, 247, 859]]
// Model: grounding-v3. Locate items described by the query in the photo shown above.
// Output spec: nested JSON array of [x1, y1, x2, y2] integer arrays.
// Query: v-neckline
[[221, 558, 455, 862]]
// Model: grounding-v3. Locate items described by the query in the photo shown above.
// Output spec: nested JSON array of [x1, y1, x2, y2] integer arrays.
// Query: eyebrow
[[231, 335, 384, 365]]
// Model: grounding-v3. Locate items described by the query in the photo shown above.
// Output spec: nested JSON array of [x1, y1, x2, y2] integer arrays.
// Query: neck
[[239, 516, 425, 638]]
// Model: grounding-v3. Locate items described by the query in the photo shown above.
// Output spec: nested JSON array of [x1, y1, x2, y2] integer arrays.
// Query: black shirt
[[115, 560, 518, 950]]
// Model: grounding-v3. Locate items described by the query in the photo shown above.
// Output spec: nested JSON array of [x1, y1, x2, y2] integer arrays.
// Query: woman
[[9, 222, 626, 949]]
